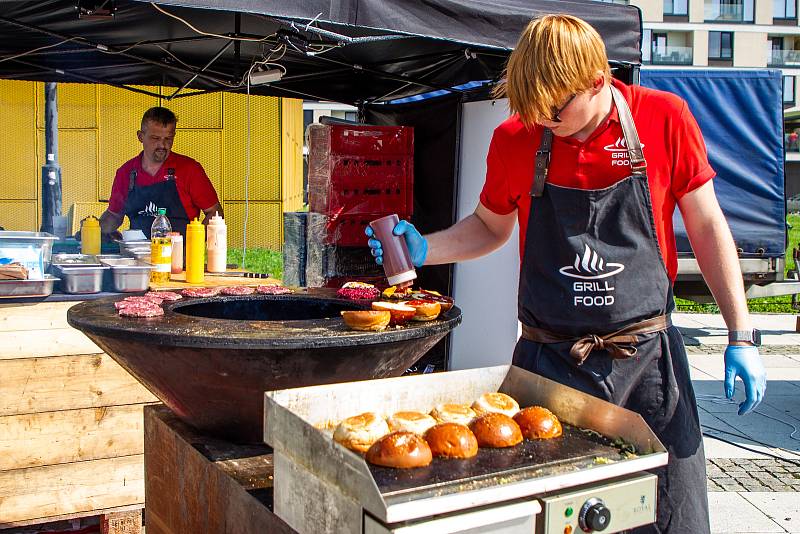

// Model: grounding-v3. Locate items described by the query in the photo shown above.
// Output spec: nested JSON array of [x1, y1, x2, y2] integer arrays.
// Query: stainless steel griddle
[[264, 365, 668, 533]]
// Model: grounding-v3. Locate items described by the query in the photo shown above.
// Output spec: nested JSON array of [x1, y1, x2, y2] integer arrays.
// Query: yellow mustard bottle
[[185, 217, 205, 284], [80, 216, 101, 256]]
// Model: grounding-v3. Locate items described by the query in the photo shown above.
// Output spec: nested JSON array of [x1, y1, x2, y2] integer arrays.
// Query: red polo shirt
[[108, 151, 219, 220], [479, 79, 715, 281]]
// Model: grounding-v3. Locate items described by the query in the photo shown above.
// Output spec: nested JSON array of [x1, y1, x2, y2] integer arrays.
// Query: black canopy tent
[[0, 0, 642, 105], [0, 0, 642, 369]]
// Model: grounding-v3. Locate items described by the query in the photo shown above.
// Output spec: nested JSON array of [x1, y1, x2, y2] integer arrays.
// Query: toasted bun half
[[341, 310, 391, 331], [424, 423, 478, 459], [471, 392, 520, 418], [333, 412, 390, 453], [366, 431, 433, 468], [469, 413, 523, 448], [430, 403, 476, 426], [513, 406, 563, 440], [387, 411, 438, 435], [405, 300, 441, 321], [371, 301, 416, 325]]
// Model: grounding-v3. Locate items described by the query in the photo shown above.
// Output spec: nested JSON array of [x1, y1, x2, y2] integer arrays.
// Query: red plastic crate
[[320, 213, 412, 247], [307, 124, 414, 157], [309, 174, 413, 216]]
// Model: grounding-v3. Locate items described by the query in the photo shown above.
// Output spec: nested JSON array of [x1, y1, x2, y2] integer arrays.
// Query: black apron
[[123, 165, 190, 239], [512, 86, 710, 534]]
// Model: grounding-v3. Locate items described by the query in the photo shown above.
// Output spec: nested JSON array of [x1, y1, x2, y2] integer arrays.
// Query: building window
[[665, 0, 689, 15], [642, 29, 652, 62], [705, 0, 755, 22], [784, 75, 796, 104], [709, 31, 734, 59], [774, 0, 797, 18]]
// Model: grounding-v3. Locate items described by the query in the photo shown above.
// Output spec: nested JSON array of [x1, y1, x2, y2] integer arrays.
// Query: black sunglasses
[[550, 93, 577, 123]]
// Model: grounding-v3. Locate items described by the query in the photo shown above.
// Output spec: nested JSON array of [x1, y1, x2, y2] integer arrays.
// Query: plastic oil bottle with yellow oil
[[150, 208, 173, 284]]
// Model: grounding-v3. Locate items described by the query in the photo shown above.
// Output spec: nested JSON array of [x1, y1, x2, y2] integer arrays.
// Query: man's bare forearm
[[679, 182, 750, 331], [99, 209, 123, 236], [424, 204, 516, 265]]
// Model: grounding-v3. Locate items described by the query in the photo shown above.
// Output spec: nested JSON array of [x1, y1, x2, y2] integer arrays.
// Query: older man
[[100, 106, 222, 239]]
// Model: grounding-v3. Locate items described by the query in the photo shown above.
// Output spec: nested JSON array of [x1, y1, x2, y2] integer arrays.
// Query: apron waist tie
[[521, 314, 672, 365]]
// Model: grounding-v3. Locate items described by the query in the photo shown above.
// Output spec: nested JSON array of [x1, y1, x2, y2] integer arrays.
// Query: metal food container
[[265, 365, 667, 534], [0, 231, 59, 275], [52, 253, 102, 267], [101, 258, 153, 292], [117, 239, 152, 263], [54, 265, 108, 294], [0, 275, 59, 298]]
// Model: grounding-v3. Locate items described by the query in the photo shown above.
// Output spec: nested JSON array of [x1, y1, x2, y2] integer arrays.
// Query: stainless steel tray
[[265, 365, 668, 524], [52, 253, 102, 267], [53, 265, 108, 294], [0, 274, 59, 298]]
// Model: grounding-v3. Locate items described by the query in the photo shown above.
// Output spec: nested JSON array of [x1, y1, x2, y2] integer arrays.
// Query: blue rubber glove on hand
[[365, 220, 428, 268], [723, 344, 766, 415]]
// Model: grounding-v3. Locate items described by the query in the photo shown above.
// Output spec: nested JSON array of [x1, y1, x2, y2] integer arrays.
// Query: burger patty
[[181, 287, 222, 298], [220, 285, 256, 296], [114, 296, 162, 310], [256, 284, 293, 295], [118, 304, 165, 317], [146, 290, 182, 301]]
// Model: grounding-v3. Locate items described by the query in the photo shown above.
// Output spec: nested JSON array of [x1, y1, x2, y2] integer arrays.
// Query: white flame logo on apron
[[559, 244, 625, 280]]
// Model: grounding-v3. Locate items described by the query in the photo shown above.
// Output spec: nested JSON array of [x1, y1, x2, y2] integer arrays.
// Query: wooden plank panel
[[0, 301, 78, 331], [0, 455, 144, 526], [145, 406, 293, 534], [0, 328, 101, 360], [0, 404, 154, 471], [0, 353, 157, 417]]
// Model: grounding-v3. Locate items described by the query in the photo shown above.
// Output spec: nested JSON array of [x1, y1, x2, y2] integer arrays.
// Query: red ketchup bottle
[[369, 214, 417, 288]]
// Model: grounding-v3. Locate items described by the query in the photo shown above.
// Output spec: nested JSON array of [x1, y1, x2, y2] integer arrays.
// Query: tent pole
[[40, 82, 62, 235]]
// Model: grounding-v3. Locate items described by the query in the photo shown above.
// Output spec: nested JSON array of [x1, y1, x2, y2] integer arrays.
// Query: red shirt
[[479, 79, 715, 281], [108, 151, 219, 220]]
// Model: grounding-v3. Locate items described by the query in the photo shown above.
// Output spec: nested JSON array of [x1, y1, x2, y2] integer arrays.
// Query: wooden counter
[[0, 300, 159, 528], [144, 405, 293, 534]]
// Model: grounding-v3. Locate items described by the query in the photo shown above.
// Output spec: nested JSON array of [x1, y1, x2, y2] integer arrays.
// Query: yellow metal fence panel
[[223, 201, 282, 249], [160, 89, 222, 129], [281, 98, 304, 212], [37, 129, 98, 216], [170, 129, 223, 202], [97, 85, 160, 201], [68, 201, 123, 236], [0, 201, 37, 231], [0, 81, 37, 200], [37, 83, 97, 130], [222, 92, 281, 201]]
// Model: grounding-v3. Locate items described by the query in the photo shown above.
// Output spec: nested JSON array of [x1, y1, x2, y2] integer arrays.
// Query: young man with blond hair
[[369, 14, 766, 533]]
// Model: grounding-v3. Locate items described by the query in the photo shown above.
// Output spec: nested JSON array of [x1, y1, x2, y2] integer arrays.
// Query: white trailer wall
[[449, 99, 520, 370]]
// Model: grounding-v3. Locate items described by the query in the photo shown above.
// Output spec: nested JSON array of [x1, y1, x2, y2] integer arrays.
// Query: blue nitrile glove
[[723, 345, 766, 416], [365, 220, 428, 268]]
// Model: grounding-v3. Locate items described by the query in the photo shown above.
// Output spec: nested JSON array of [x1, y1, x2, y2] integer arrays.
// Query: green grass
[[227, 248, 283, 280], [676, 213, 799, 313]]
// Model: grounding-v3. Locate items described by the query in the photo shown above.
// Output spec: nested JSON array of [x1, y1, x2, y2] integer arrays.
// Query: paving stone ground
[[707, 458, 800, 492]]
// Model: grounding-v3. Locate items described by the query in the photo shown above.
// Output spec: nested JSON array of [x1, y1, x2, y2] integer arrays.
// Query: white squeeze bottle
[[206, 212, 227, 273]]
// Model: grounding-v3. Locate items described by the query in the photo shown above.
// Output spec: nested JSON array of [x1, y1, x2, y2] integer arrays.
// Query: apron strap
[[530, 128, 553, 198], [521, 313, 671, 365], [610, 85, 647, 174], [128, 169, 137, 193]]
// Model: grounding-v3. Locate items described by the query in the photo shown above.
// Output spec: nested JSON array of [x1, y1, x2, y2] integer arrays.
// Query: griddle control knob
[[579, 498, 611, 532]]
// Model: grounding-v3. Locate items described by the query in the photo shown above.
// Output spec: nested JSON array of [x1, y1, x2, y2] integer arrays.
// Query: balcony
[[769, 49, 800, 66], [704, 1, 753, 22], [650, 45, 694, 65]]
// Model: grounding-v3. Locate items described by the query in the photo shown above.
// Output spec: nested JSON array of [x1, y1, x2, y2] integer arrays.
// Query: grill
[[265, 365, 668, 533]]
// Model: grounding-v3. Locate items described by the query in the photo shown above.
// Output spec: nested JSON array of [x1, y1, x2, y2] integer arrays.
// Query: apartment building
[[627, 0, 800, 194]]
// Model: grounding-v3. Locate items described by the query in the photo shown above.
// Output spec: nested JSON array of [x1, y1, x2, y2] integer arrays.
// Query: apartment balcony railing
[[650, 45, 693, 65], [769, 49, 800, 65], [704, 2, 750, 21]]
